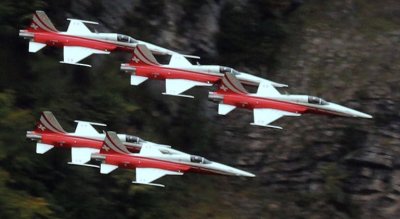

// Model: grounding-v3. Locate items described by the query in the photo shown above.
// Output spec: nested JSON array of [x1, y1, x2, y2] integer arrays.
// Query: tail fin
[[129, 44, 161, 66], [216, 72, 249, 95], [28, 11, 58, 32], [34, 111, 66, 134], [101, 131, 131, 154]]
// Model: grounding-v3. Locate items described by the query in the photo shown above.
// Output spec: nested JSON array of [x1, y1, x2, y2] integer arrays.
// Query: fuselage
[[21, 30, 134, 52], [20, 29, 180, 56], [130, 65, 222, 85], [95, 152, 255, 177], [26, 131, 142, 152], [209, 92, 373, 118], [124, 64, 286, 88]]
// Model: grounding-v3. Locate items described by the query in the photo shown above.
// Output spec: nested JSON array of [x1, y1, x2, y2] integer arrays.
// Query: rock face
[[69, 0, 400, 218]]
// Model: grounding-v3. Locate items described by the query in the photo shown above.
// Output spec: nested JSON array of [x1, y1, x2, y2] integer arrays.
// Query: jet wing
[[139, 143, 163, 156], [163, 79, 212, 98], [61, 46, 110, 67], [66, 18, 97, 34], [168, 54, 192, 67], [256, 81, 281, 97], [74, 120, 106, 136], [251, 108, 300, 129], [134, 168, 183, 187]]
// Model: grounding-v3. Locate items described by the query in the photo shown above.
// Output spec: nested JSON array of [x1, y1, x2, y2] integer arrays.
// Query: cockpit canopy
[[219, 66, 240, 75], [308, 96, 328, 105], [190, 155, 212, 164], [117, 34, 137, 43], [125, 135, 143, 144]]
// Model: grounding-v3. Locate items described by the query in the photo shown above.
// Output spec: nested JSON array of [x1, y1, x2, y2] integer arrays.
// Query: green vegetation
[[0, 0, 396, 218]]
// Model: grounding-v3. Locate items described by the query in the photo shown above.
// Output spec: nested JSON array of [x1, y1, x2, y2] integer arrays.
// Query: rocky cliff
[[4, 0, 399, 218], [68, 0, 399, 218]]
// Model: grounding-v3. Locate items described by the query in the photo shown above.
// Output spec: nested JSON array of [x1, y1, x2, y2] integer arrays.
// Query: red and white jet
[[208, 73, 373, 129], [19, 11, 182, 67], [26, 111, 169, 166], [89, 131, 255, 187], [121, 44, 286, 98]]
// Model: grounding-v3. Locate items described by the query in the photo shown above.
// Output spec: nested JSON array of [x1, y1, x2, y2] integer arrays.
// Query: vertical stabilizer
[[34, 111, 66, 134], [101, 131, 131, 154], [28, 11, 58, 32], [216, 72, 249, 95], [129, 44, 161, 66]]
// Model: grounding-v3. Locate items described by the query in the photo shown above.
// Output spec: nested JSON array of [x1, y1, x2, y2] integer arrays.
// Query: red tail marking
[[101, 132, 130, 154], [27, 11, 58, 33], [216, 72, 249, 95], [129, 44, 160, 66], [34, 111, 66, 134]]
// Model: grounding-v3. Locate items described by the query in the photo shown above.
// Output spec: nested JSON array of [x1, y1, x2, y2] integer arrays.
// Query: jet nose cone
[[346, 108, 373, 119], [327, 103, 373, 119], [240, 171, 256, 177], [211, 162, 256, 177], [355, 111, 373, 119], [230, 168, 256, 177]]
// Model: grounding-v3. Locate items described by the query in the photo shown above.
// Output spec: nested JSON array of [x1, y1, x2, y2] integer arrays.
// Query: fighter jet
[[121, 44, 286, 98], [208, 72, 372, 129], [89, 131, 255, 187], [26, 111, 169, 165], [19, 11, 184, 67]]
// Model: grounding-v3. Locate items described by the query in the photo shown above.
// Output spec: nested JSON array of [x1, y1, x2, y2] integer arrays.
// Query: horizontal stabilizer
[[130, 75, 148, 86], [29, 42, 46, 53], [136, 168, 182, 185], [165, 79, 212, 96], [36, 143, 54, 154], [71, 147, 99, 164], [218, 103, 236, 115], [63, 46, 109, 65], [100, 163, 118, 174]]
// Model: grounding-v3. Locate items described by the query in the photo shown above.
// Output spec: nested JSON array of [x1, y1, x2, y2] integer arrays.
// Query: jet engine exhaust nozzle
[[120, 64, 136, 74], [26, 131, 42, 141], [208, 92, 223, 102]]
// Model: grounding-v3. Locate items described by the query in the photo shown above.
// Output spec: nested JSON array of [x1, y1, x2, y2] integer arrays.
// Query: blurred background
[[0, 0, 399, 218]]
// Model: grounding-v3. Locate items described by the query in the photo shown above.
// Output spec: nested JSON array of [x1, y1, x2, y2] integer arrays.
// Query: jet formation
[[21, 11, 372, 187], [27, 112, 254, 187]]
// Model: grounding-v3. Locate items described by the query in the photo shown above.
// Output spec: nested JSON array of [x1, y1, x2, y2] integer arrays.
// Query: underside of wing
[[62, 46, 110, 66], [252, 108, 300, 129], [135, 168, 183, 187], [164, 79, 212, 97]]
